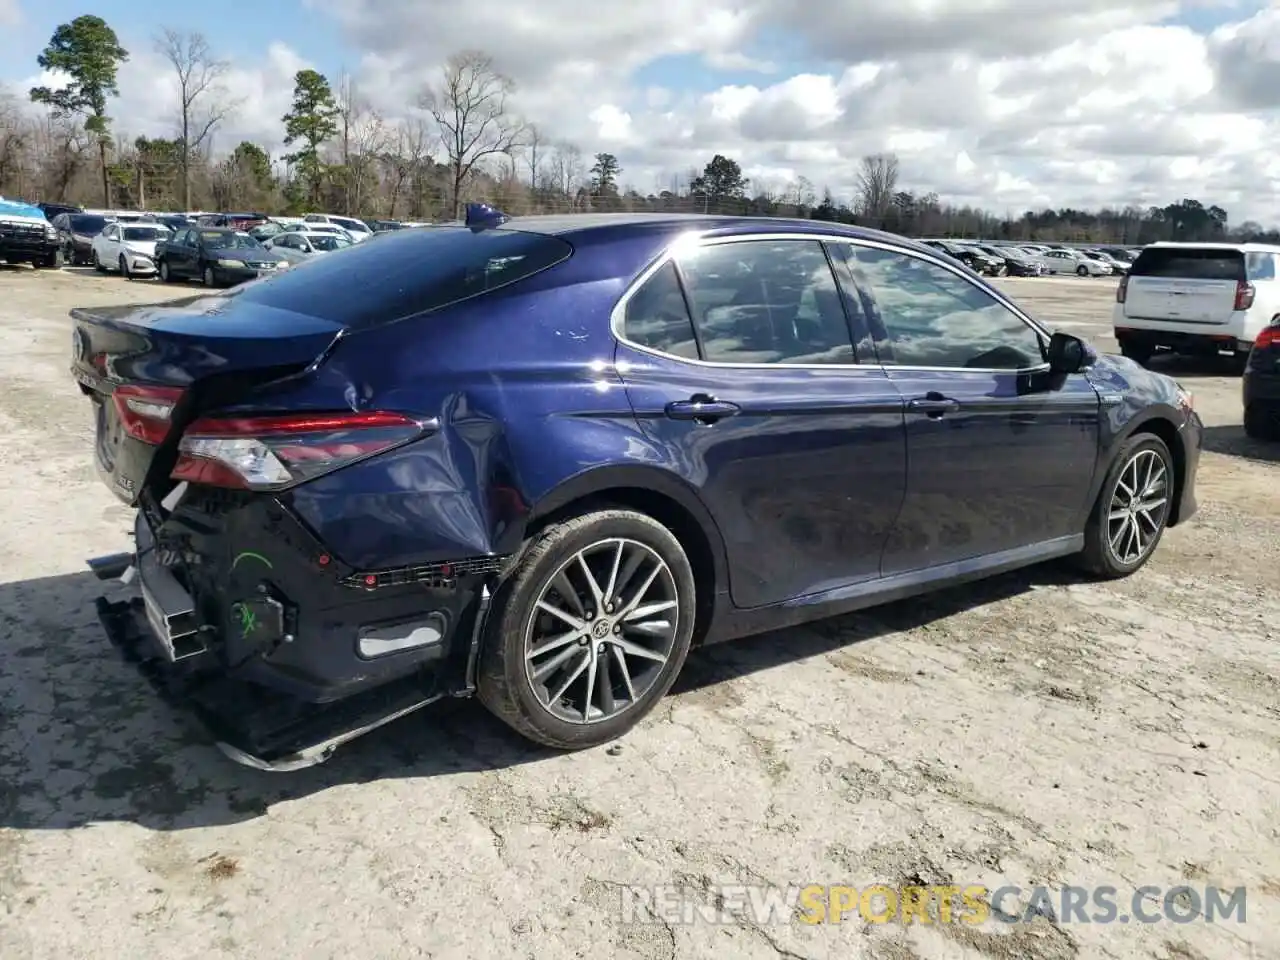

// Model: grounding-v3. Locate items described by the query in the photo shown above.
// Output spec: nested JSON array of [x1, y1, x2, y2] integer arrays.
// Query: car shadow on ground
[[1200, 425, 1280, 464], [0, 562, 1087, 832]]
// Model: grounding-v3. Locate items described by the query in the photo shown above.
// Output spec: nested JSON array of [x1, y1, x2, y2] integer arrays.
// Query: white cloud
[[9, 0, 1280, 221]]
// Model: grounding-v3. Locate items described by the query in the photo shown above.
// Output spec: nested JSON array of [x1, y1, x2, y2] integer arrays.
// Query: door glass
[[847, 246, 1045, 370], [622, 261, 700, 360], [676, 239, 855, 364]]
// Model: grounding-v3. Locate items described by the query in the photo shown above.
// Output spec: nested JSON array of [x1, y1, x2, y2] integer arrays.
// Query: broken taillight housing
[[170, 411, 428, 490], [113, 384, 186, 445]]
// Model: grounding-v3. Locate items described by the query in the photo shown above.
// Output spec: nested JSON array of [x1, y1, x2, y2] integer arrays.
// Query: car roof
[[1144, 241, 1280, 253], [490, 212, 941, 256]]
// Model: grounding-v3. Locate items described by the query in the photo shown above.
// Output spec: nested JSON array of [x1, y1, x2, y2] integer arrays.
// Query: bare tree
[[856, 153, 899, 221], [381, 114, 433, 219], [521, 123, 544, 191], [419, 50, 526, 219], [546, 140, 583, 201], [334, 73, 388, 215], [156, 28, 232, 210], [0, 93, 32, 197]]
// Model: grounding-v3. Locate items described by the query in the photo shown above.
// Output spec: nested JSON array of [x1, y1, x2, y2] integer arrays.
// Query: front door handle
[[665, 395, 741, 424], [907, 395, 960, 419]]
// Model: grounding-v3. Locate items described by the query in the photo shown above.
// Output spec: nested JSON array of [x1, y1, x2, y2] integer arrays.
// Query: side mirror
[[1046, 331, 1095, 374]]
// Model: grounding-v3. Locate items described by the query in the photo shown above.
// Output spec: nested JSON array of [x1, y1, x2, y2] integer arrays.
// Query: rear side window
[[1246, 252, 1276, 281], [623, 261, 700, 359], [1130, 247, 1245, 281], [229, 227, 573, 328]]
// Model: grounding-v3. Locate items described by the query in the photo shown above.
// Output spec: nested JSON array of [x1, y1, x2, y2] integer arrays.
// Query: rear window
[[69, 215, 108, 233], [1130, 247, 1245, 281], [228, 226, 573, 328]]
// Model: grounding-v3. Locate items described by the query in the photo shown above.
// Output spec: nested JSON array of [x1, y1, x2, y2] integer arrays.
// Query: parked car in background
[[298, 223, 354, 242], [368, 219, 407, 232], [91, 221, 171, 278], [1086, 249, 1130, 274], [248, 220, 301, 241], [51, 212, 111, 265], [1113, 242, 1280, 366], [155, 214, 193, 233], [38, 201, 83, 220], [1243, 320, 1280, 439], [922, 239, 1002, 276], [78, 206, 1201, 770], [971, 243, 1044, 277], [156, 226, 290, 286], [1043, 249, 1112, 276], [262, 230, 354, 263], [0, 197, 60, 268], [303, 213, 374, 242], [1097, 246, 1139, 264]]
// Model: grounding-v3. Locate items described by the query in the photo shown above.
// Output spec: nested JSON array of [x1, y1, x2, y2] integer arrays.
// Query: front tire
[[1077, 264, 1089, 277], [203, 265, 217, 287], [92, 250, 105, 273], [1077, 434, 1174, 579], [158, 259, 172, 283], [477, 509, 696, 750], [119, 255, 132, 280]]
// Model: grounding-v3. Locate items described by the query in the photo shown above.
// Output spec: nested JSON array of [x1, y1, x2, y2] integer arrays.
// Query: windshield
[[203, 231, 262, 250], [311, 235, 351, 251], [69, 215, 108, 233], [123, 226, 167, 242]]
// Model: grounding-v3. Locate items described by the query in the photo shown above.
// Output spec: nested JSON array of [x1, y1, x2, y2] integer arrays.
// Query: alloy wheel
[[1106, 449, 1170, 566], [523, 537, 679, 725]]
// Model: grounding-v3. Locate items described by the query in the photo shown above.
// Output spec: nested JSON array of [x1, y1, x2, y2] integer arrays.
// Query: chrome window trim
[[609, 230, 1053, 375]]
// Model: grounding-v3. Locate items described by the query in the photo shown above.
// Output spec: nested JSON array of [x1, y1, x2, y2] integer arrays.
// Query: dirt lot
[[0, 265, 1276, 960]]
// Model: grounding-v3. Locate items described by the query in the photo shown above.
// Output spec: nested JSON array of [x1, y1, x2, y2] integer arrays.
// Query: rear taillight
[[113, 384, 186, 445], [1255, 325, 1280, 349], [1235, 281, 1255, 311], [170, 410, 427, 490], [1116, 275, 1129, 304]]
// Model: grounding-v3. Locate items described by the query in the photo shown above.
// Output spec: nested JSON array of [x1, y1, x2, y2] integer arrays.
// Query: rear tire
[[477, 509, 696, 750], [1076, 434, 1174, 579], [1119, 341, 1153, 365]]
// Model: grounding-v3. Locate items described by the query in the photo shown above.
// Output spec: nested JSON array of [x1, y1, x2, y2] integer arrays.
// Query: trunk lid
[[1123, 247, 1245, 324], [71, 294, 344, 505]]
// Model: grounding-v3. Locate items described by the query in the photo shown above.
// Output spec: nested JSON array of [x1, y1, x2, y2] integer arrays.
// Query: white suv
[[302, 213, 373, 242], [1113, 242, 1280, 365]]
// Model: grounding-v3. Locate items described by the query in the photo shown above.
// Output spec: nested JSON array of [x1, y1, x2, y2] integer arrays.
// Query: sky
[[3, 0, 1280, 222]]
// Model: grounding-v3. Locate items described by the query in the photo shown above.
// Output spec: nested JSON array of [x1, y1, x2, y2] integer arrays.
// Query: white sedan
[[1041, 249, 1113, 277], [262, 230, 355, 264], [91, 222, 171, 279]]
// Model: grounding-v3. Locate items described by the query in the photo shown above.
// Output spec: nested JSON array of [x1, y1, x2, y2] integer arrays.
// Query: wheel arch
[[1115, 411, 1188, 526], [506, 466, 729, 646]]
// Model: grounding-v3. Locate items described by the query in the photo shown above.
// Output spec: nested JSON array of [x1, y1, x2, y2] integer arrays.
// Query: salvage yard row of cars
[[0, 197, 422, 285], [920, 237, 1141, 277]]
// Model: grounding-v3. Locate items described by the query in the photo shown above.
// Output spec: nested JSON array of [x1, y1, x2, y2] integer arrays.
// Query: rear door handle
[[665, 395, 741, 423], [907, 395, 960, 418]]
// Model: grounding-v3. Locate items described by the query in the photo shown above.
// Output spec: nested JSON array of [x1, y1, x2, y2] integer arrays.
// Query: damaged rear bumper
[[88, 506, 499, 771]]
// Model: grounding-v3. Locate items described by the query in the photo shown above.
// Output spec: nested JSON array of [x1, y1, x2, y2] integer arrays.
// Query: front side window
[[675, 239, 855, 364], [847, 246, 1045, 370]]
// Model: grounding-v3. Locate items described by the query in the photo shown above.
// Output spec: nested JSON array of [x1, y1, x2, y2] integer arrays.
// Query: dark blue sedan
[[75, 205, 1203, 769]]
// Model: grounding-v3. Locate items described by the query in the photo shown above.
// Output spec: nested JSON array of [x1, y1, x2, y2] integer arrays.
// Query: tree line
[[0, 13, 1271, 244]]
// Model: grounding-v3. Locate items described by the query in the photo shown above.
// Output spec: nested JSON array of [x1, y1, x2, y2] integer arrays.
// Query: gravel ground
[[0, 265, 1276, 960]]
